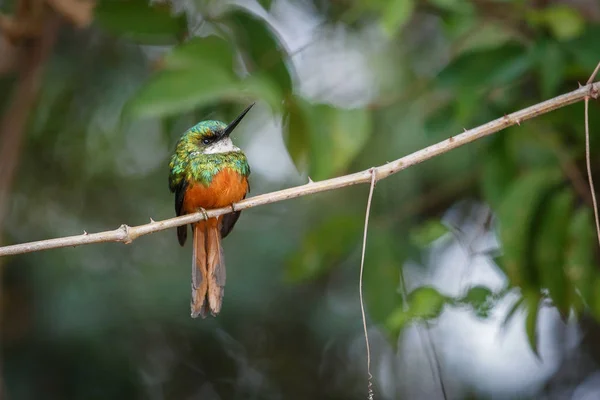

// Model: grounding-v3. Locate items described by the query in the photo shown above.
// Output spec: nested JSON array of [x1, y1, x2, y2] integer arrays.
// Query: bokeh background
[[1, 0, 600, 399]]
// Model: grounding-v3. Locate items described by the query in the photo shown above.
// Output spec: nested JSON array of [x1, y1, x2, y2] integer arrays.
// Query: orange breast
[[182, 168, 249, 214]]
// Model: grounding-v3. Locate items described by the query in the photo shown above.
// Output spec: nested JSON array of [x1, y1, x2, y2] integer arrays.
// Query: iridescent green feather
[[168, 120, 250, 190]]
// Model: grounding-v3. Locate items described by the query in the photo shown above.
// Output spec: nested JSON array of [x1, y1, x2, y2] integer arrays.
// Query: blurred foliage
[[95, 0, 187, 44], [2, 0, 600, 398]]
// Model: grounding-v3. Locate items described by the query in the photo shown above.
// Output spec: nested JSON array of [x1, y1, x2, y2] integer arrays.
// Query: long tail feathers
[[191, 223, 209, 318], [207, 224, 226, 315], [191, 220, 226, 318]]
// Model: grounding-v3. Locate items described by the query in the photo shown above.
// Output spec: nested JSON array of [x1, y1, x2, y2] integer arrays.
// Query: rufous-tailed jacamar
[[169, 104, 253, 318]]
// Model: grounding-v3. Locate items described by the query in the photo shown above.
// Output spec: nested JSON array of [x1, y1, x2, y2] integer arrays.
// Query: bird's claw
[[198, 207, 209, 220]]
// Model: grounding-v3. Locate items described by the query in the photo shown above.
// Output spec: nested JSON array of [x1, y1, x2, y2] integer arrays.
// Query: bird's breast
[[182, 168, 249, 213]]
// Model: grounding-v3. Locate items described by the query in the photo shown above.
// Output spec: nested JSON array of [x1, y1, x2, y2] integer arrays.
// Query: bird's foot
[[197, 207, 209, 220]]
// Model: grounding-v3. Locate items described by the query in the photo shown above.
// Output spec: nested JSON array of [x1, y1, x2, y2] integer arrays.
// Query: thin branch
[[1, 81, 600, 257], [359, 169, 377, 400], [587, 62, 600, 86], [585, 62, 600, 248]]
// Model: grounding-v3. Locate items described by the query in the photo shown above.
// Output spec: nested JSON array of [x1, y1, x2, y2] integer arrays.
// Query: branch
[[584, 62, 600, 248], [1, 81, 599, 257], [359, 169, 376, 400]]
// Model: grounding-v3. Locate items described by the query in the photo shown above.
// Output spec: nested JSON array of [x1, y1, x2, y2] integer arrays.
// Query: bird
[[168, 104, 253, 318]]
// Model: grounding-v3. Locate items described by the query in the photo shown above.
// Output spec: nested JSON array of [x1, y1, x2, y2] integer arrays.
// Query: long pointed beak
[[220, 103, 255, 138]]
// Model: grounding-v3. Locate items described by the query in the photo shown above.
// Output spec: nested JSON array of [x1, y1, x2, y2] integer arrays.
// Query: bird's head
[[183, 103, 254, 154]]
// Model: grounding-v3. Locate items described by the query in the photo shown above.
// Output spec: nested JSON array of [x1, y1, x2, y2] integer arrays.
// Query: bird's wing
[[175, 179, 188, 246], [220, 177, 249, 239], [220, 210, 241, 239]]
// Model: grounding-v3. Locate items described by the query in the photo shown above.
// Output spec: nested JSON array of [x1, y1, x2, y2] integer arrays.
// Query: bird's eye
[[202, 138, 211, 145]]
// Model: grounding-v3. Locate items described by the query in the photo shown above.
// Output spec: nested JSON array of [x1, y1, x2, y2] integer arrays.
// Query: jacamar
[[168, 104, 253, 318]]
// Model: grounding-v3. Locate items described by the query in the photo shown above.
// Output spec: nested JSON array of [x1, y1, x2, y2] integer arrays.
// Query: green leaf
[[410, 219, 449, 248], [286, 215, 362, 282], [364, 233, 405, 340], [381, 0, 415, 36], [307, 105, 372, 180], [283, 97, 311, 172], [126, 67, 234, 118], [502, 295, 524, 330], [284, 100, 372, 180], [386, 307, 412, 333], [593, 279, 600, 320], [257, 0, 273, 10], [529, 5, 585, 41], [535, 40, 565, 99], [95, 0, 186, 44], [428, 0, 473, 13], [437, 44, 533, 90], [238, 73, 283, 112], [126, 30, 285, 119], [162, 36, 235, 71], [565, 208, 596, 309], [481, 135, 518, 209], [524, 292, 541, 359], [508, 128, 557, 169], [566, 25, 600, 70], [424, 103, 457, 139], [462, 286, 494, 318], [454, 88, 484, 125], [126, 67, 280, 119], [497, 169, 562, 287], [408, 286, 448, 319], [386, 286, 448, 333], [453, 22, 519, 54], [534, 188, 573, 314], [227, 10, 293, 95]]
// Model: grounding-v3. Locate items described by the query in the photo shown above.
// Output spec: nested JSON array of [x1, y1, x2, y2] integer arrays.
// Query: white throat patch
[[202, 137, 241, 154]]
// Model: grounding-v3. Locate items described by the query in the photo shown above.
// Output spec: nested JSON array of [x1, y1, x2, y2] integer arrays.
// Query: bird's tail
[[191, 218, 226, 318]]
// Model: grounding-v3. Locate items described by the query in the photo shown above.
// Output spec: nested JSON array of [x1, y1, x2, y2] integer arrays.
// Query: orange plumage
[[182, 168, 249, 213], [184, 168, 249, 318]]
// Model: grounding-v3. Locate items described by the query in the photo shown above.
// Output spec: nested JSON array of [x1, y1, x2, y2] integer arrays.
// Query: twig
[[1, 81, 600, 257], [585, 62, 600, 248], [359, 169, 377, 400], [587, 62, 600, 86]]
